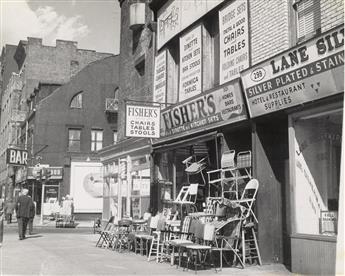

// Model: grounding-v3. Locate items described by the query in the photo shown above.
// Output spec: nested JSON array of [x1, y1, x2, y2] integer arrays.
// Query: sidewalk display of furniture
[[93, 148, 261, 273]]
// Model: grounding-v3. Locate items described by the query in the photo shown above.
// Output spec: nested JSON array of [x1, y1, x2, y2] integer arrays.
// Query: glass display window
[[291, 105, 343, 236]]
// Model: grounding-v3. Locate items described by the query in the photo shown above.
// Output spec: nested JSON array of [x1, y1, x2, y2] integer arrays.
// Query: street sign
[[6, 148, 28, 166]]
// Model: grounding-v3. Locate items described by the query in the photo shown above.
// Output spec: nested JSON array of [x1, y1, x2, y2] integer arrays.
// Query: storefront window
[[293, 107, 342, 236]]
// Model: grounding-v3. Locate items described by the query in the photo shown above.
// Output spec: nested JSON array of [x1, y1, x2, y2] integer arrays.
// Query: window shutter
[[297, 0, 321, 41]]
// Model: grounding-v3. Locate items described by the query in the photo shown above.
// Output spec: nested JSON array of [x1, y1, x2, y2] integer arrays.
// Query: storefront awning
[[152, 131, 220, 152]]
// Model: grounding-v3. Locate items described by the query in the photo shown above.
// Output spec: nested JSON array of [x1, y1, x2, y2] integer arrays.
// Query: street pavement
[[1, 219, 294, 276]]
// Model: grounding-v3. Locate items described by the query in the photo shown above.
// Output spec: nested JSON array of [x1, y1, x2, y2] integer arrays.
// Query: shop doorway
[[254, 115, 290, 266]]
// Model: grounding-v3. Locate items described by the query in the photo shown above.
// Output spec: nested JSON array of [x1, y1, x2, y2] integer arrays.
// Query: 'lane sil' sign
[[6, 148, 28, 166]]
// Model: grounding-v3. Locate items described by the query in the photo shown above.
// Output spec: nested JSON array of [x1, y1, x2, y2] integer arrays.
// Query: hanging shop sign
[[44, 167, 63, 180], [241, 26, 344, 118], [179, 25, 202, 102], [160, 79, 247, 137], [125, 104, 161, 138], [219, 0, 249, 85], [6, 148, 28, 166], [153, 50, 167, 105], [157, 0, 224, 49]]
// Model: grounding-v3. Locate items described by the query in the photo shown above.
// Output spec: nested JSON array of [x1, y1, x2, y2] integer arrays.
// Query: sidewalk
[[4, 215, 94, 229]]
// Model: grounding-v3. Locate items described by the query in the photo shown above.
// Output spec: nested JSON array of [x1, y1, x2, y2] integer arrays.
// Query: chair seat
[[170, 239, 193, 246], [135, 234, 153, 239], [173, 201, 195, 205], [185, 244, 211, 250]]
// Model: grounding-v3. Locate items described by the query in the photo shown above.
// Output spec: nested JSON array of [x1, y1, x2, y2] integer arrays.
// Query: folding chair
[[173, 184, 199, 218], [183, 156, 207, 186], [230, 179, 259, 223], [219, 218, 245, 269], [95, 216, 115, 247]]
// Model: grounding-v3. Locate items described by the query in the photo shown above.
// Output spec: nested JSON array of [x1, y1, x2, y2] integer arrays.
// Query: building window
[[294, 0, 321, 42], [91, 129, 103, 151], [68, 129, 81, 152], [70, 92, 83, 108], [292, 105, 342, 236], [113, 131, 118, 144]]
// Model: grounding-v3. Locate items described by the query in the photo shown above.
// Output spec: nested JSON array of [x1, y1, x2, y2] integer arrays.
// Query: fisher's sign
[[241, 26, 344, 118], [6, 148, 28, 166], [126, 104, 160, 138], [161, 79, 247, 137]]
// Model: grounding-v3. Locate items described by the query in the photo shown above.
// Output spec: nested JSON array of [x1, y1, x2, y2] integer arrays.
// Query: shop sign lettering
[[126, 104, 161, 138], [219, 0, 249, 84], [6, 148, 28, 166], [179, 25, 202, 101], [160, 80, 247, 137], [241, 26, 344, 118], [153, 50, 167, 105], [157, 0, 224, 49]]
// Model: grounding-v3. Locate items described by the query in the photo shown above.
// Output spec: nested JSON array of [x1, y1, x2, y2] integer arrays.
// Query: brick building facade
[[20, 55, 119, 218], [0, 38, 113, 204]]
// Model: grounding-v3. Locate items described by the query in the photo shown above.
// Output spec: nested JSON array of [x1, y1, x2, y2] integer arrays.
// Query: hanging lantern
[[129, 1, 146, 30]]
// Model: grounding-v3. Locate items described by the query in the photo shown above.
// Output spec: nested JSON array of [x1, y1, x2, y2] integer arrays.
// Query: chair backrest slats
[[221, 150, 235, 168]]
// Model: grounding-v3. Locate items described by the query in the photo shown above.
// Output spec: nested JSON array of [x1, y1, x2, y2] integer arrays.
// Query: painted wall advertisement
[[153, 50, 167, 104], [70, 162, 103, 213], [160, 79, 247, 137], [219, 0, 249, 85], [241, 26, 344, 118], [125, 104, 161, 138], [157, 0, 224, 49], [179, 25, 202, 102]]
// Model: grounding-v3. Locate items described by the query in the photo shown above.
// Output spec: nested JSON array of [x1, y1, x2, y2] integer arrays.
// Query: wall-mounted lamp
[[129, 1, 146, 30]]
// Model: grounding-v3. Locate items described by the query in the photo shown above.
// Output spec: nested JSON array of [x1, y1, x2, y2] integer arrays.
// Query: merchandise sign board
[[179, 25, 202, 101], [161, 79, 247, 137], [6, 148, 28, 166], [157, 0, 224, 49], [241, 26, 344, 118], [219, 0, 249, 85], [125, 104, 161, 138], [153, 50, 167, 105]]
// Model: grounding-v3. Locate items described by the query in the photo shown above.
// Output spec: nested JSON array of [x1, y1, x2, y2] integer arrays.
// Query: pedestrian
[[15, 189, 33, 240], [27, 198, 36, 235], [5, 200, 15, 224], [0, 197, 4, 247]]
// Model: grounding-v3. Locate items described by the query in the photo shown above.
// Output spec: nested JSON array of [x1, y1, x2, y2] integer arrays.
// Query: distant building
[[0, 38, 112, 204], [19, 55, 119, 219]]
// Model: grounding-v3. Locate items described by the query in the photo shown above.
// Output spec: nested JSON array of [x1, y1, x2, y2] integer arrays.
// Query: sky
[[0, 0, 121, 54]]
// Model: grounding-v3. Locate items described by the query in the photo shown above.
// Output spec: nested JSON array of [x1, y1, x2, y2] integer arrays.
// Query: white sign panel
[[219, 0, 249, 84], [241, 26, 344, 117], [157, 0, 224, 49], [70, 162, 103, 213], [125, 104, 161, 138], [179, 25, 202, 101], [153, 50, 167, 104]]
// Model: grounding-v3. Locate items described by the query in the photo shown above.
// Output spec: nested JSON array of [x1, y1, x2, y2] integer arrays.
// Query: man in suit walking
[[16, 189, 33, 240]]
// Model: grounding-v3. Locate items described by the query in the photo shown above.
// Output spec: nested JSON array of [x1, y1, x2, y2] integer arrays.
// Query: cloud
[[1, 0, 89, 48]]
